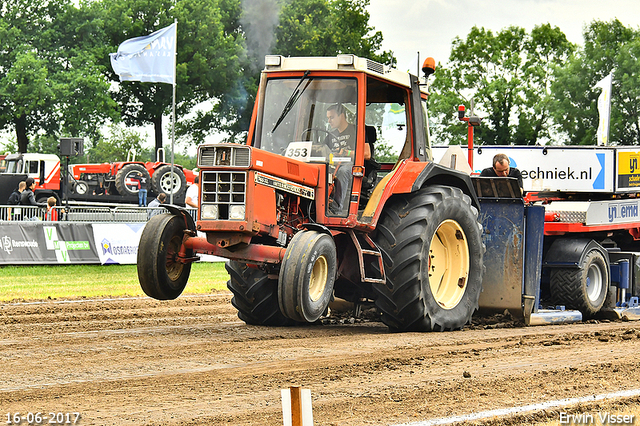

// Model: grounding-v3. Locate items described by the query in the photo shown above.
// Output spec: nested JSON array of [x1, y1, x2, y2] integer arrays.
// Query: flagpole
[[170, 20, 177, 204], [604, 72, 612, 146]]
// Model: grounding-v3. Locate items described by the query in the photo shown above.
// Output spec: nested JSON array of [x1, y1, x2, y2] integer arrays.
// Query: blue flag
[[110, 23, 176, 84]]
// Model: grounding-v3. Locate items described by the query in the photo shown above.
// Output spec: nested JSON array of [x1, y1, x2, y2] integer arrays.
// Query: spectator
[[147, 193, 166, 219], [94, 180, 106, 195], [185, 175, 199, 209], [7, 181, 26, 220], [136, 172, 148, 206], [46, 197, 59, 221], [20, 178, 45, 220]]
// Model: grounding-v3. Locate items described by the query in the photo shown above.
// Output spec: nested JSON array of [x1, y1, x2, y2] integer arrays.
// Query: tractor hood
[[197, 144, 320, 187]]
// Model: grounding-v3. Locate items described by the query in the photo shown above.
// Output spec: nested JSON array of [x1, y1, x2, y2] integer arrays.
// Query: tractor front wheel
[[278, 230, 337, 323], [137, 213, 192, 300], [73, 180, 90, 195]]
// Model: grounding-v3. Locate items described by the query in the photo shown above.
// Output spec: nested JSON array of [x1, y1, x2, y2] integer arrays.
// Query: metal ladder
[[347, 230, 386, 284]]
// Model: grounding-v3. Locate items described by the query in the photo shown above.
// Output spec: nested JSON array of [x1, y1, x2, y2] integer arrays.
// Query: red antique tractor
[[137, 55, 484, 332], [70, 153, 196, 199]]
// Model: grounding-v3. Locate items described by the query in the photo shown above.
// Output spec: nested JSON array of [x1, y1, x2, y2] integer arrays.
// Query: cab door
[[355, 75, 412, 224]]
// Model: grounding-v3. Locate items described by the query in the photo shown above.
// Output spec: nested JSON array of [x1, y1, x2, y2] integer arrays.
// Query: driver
[[324, 104, 372, 214]]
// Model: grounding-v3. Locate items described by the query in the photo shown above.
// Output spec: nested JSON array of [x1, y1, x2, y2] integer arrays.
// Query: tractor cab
[[252, 55, 431, 227]]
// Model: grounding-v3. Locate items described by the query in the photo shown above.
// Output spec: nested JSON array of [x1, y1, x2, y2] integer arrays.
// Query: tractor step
[[348, 230, 386, 284]]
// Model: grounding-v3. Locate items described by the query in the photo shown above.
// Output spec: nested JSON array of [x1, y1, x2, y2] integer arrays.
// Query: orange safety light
[[422, 57, 436, 77], [458, 105, 466, 120]]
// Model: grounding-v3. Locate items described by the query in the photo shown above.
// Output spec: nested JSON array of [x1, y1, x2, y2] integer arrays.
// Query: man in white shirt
[[147, 192, 166, 219], [185, 175, 199, 208]]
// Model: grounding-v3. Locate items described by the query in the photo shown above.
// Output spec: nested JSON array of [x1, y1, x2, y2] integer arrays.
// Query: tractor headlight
[[229, 205, 245, 220], [201, 204, 218, 220]]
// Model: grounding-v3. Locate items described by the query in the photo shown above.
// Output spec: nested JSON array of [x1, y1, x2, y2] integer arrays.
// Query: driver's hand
[[337, 147, 353, 157], [312, 144, 329, 157]]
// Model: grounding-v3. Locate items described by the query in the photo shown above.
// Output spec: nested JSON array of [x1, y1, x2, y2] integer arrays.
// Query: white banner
[[110, 23, 177, 84], [92, 223, 145, 265], [594, 73, 613, 146]]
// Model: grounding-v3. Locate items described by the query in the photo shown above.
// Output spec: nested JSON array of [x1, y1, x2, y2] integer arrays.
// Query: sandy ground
[[2, 292, 640, 426]]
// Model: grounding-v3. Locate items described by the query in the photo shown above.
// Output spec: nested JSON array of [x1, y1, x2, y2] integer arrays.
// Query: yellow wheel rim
[[428, 220, 470, 310], [309, 255, 328, 302]]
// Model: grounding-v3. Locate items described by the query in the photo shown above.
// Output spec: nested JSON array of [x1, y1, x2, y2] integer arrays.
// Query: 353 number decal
[[284, 142, 312, 162], [286, 148, 308, 158]]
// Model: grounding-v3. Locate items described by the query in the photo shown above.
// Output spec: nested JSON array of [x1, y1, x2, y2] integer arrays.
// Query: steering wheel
[[300, 127, 332, 144]]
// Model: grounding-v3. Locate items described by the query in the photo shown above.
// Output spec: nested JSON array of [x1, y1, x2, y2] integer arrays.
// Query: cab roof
[[6, 153, 59, 162], [263, 54, 427, 94]]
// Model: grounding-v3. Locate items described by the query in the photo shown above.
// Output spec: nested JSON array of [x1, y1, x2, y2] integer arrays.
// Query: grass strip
[[0, 262, 230, 302]]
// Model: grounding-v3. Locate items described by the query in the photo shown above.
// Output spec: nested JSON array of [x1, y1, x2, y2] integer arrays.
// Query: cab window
[[28, 161, 39, 174], [365, 77, 411, 165], [255, 77, 358, 164]]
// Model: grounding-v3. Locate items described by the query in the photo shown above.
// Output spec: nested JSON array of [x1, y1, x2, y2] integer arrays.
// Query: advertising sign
[[0, 223, 97, 264], [586, 200, 640, 225], [0, 222, 223, 265], [92, 223, 145, 265], [432, 146, 613, 193], [616, 149, 640, 191], [43, 224, 95, 263]]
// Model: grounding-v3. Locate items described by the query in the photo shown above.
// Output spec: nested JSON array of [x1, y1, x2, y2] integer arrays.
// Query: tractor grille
[[198, 145, 251, 167], [200, 171, 247, 220]]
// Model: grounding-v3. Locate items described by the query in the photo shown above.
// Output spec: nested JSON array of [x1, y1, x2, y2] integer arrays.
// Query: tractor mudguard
[[300, 222, 333, 237], [164, 204, 197, 233], [543, 238, 610, 269], [411, 162, 480, 209], [361, 161, 479, 224]]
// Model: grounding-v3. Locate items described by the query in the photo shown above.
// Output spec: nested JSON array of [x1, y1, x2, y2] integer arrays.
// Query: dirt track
[[2, 292, 640, 425]]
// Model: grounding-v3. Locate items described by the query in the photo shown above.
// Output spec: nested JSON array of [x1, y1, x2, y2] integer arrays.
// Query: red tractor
[[70, 159, 196, 199], [1, 151, 196, 203], [137, 55, 484, 332]]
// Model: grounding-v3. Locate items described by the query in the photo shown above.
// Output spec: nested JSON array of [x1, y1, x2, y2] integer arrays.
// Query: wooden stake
[[290, 386, 303, 426]]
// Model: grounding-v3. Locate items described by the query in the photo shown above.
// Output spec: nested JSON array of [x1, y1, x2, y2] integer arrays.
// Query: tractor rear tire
[[278, 230, 337, 323], [137, 213, 192, 300], [550, 249, 608, 317], [372, 185, 484, 332], [226, 260, 296, 326], [152, 165, 187, 199], [115, 164, 148, 196]]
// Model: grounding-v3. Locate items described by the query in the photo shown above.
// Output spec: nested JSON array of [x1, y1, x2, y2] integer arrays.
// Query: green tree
[[517, 24, 574, 145], [0, 50, 53, 152], [86, 124, 147, 163], [616, 38, 640, 144], [430, 25, 574, 146], [0, 0, 117, 153], [98, 0, 245, 156], [374, 139, 398, 163], [275, 0, 393, 63], [551, 19, 639, 145], [182, 0, 395, 145]]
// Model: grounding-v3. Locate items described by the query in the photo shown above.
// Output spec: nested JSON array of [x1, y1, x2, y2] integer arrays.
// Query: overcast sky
[[367, 0, 640, 72]]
